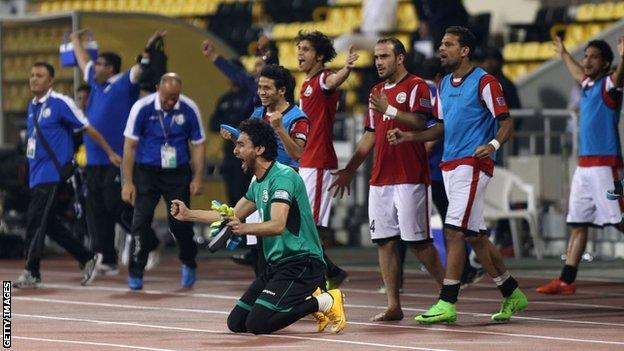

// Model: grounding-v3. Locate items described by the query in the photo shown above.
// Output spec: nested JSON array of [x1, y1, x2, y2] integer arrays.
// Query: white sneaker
[[145, 247, 161, 271], [13, 270, 42, 289], [81, 253, 102, 286]]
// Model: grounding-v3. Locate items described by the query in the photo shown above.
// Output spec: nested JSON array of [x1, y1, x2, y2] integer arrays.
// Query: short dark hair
[[376, 37, 407, 58], [260, 64, 295, 100], [297, 30, 337, 64], [445, 26, 477, 58], [238, 118, 278, 161], [99, 52, 122, 74], [33, 62, 55, 78], [586, 39, 614, 66], [76, 84, 90, 94]]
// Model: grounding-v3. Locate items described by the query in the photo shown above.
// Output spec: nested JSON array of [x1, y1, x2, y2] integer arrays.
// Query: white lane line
[[15, 296, 624, 344], [344, 287, 624, 311], [14, 314, 453, 351], [13, 336, 177, 351], [34, 283, 624, 327]]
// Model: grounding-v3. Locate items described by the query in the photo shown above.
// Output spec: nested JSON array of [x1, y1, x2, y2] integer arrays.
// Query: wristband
[[488, 139, 500, 151], [385, 105, 398, 119]]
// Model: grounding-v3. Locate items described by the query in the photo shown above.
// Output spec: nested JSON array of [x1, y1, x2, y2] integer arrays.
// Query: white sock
[[493, 271, 511, 286], [443, 279, 460, 285], [315, 292, 333, 312]]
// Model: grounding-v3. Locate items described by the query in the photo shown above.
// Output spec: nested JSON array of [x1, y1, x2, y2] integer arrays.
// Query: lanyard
[[157, 110, 176, 144], [31, 101, 48, 138]]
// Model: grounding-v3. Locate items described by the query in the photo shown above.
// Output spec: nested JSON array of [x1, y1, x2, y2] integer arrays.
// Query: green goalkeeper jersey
[[244, 161, 325, 265]]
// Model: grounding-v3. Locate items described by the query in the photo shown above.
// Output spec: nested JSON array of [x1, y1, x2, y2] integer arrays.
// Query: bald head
[[158, 72, 182, 111]]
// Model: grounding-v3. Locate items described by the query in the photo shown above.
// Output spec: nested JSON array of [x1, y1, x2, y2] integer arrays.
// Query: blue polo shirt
[[123, 93, 205, 167], [83, 60, 140, 165], [26, 89, 89, 188]]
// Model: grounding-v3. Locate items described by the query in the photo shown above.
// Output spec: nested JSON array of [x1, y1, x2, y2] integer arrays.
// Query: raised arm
[[69, 29, 91, 73], [324, 46, 360, 91], [369, 89, 428, 130], [202, 39, 257, 93], [611, 36, 624, 88], [553, 36, 584, 84], [170, 196, 256, 224], [270, 112, 305, 160], [226, 201, 289, 237]]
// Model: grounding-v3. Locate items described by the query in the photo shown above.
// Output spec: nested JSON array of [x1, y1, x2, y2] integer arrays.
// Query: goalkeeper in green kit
[[170, 118, 346, 334]]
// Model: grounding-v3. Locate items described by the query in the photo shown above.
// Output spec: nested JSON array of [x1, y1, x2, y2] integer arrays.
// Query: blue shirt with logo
[[83, 61, 140, 165], [124, 93, 205, 167], [27, 90, 89, 188]]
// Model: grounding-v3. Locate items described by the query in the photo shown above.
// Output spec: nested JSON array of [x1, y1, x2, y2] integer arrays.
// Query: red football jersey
[[299, 69, 340, 169], [366, 74, 432, 185]]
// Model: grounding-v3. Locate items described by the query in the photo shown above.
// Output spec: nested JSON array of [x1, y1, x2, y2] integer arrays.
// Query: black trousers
[[227, 258, 325, 334], [25, 183, 93, 277], [128, 164, 197, 278], [85, 165, 127, 265]]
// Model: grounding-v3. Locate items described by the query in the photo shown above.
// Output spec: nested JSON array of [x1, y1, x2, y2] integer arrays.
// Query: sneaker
[[128, 276, 143, 290], [181, 264, 196, 288], [536, 278, 576, 295], [326, 268, 348, 290], [13, 270, 42, 289], [80, 253, 101, 286], [376, 285, 404, 294], [311, 288, 330, 332], [96, 262, 119, 276], [414, 300, 457, 324], [491, 288, 528, 322], [145, 248, 161, 271], [325, 289, 347, 333]]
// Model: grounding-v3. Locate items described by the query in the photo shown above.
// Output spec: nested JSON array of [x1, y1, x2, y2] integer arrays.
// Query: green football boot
[[415, 300, 457, 324], [491, 288, 528, 322]]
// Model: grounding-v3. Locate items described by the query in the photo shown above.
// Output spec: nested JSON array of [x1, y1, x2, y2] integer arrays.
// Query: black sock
[[439, 283, 461, 303], [560, 265, 577, 284], [498, 276, 519, 297]]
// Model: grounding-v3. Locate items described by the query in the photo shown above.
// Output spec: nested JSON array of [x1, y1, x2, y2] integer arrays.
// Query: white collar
[[107, 72, 123, 84], [154, 94, 180, 112], [32, 88, 52, 104]]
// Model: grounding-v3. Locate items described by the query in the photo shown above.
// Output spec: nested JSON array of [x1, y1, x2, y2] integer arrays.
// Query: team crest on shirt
[[304, 85, 313, 97], [496, 97, 506, 106], [396, 92, 407, 104], [174, 114, 185, 125], [262, 189, 269, 203], [42, 108, 51, 118]]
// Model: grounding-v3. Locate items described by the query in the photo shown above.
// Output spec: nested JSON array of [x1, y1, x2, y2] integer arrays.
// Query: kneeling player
[[171, 119, 346, 334]]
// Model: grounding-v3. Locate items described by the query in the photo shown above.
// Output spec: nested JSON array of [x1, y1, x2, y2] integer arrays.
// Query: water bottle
[[226, 235, 242, 250]]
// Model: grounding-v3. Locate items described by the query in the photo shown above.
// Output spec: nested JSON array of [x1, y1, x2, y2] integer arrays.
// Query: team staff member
[[70, 29, 164, 273], [296, 31, 358, 289], [537, 37, 624, 295], [122, 73, 205, 290], [330, 38, 444, 322], [170, 118, 346, 334], [13, 62, 121, 288], [391, 27, 527, 324]]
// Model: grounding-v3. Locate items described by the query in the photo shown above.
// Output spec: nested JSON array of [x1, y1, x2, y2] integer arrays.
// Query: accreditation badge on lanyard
[[159, 111, 177, 168], [27, 102, 48, 159]]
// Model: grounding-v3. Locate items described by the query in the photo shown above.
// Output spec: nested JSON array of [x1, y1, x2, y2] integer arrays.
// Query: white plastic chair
[[484, 166, 544, 259]]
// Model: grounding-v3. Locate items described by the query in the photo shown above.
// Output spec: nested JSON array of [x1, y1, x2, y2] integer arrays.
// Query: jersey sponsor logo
[[174, 114, 185, 125], [262, 289, 276, 296], [496, 97, 506, 106], [396, 92, 407, 103], [274, 189, 290, 201], [304, 85, 313, 97], [369, 219, 375, 233], [419, 98, 431, 108], [262, 189, 269, 203], [42, 108, 51, 118]]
